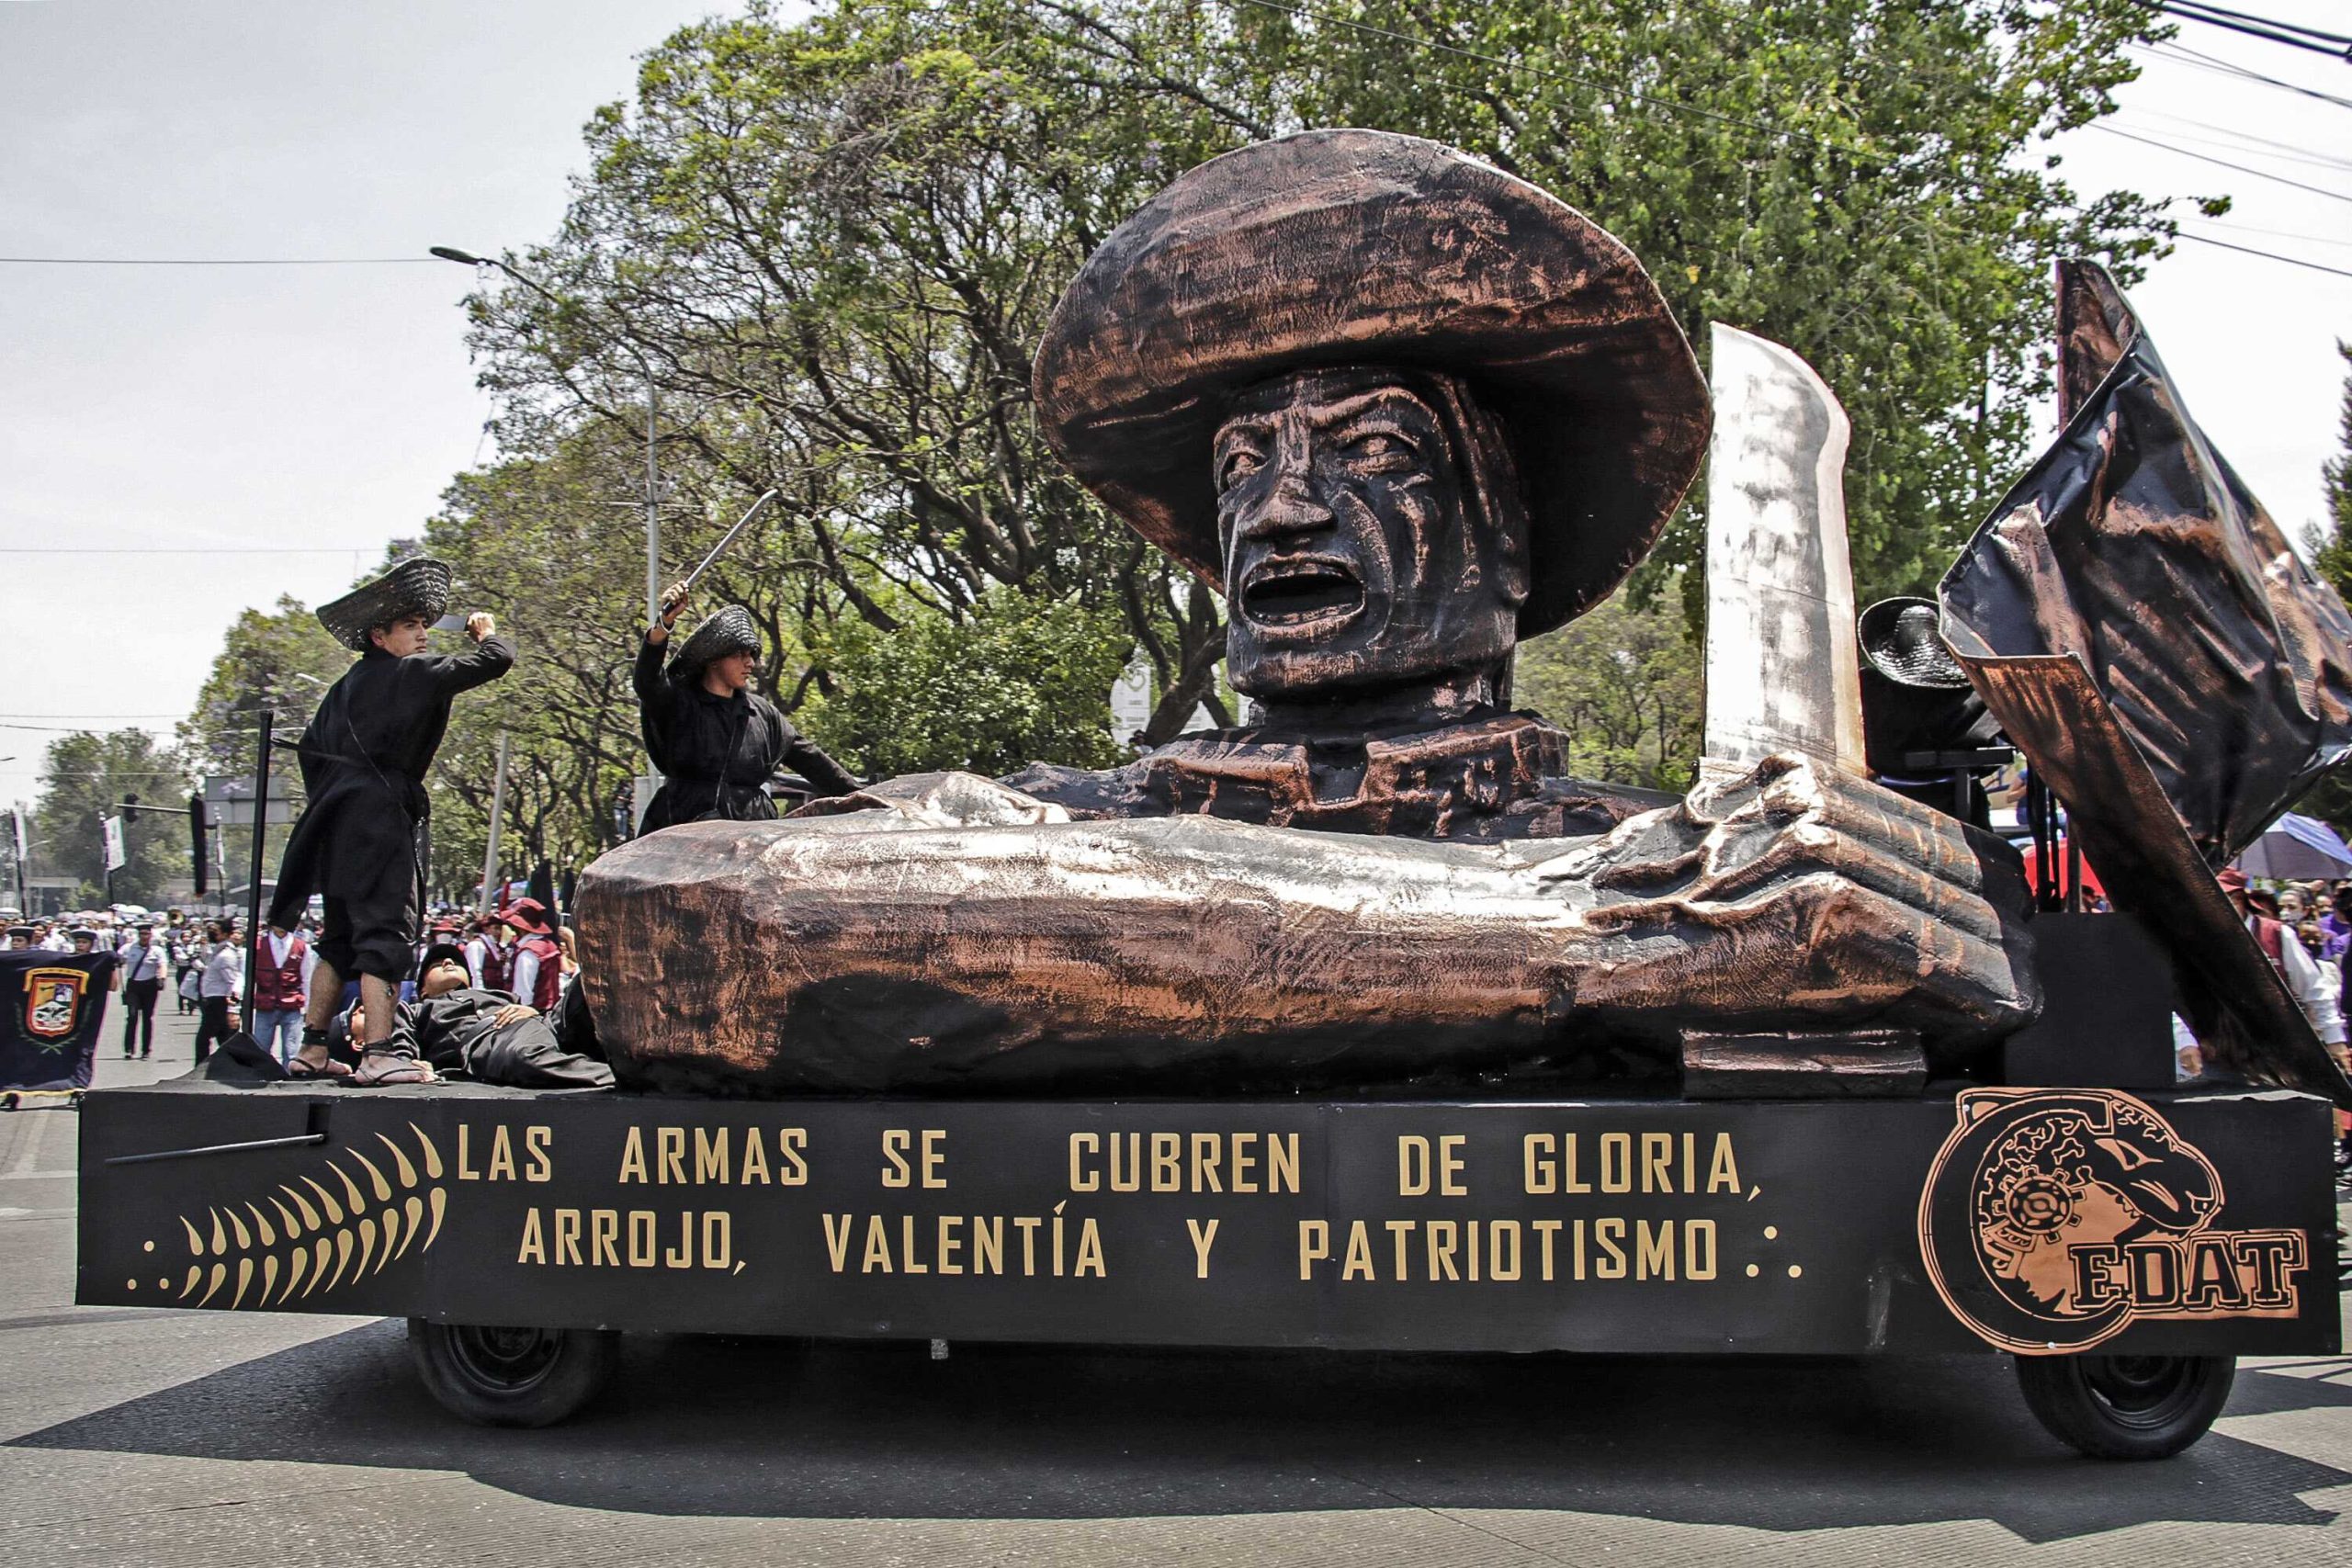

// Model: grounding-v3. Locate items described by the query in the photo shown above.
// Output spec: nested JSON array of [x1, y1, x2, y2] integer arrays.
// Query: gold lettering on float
[[514, 1208, 735, 1269], [1068, 1132, 1302, 1193], [821, 1211, 1107, 1278], [616, 1125, 808, 1185], [695, 1128, 729, 1185], [457, 1123, 537, 1182], [1521, 1132, 1742, 1195], [1186, 1218, 1219, 1278]]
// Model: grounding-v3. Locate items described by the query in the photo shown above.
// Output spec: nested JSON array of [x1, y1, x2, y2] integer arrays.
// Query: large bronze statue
[[578, 130, 2038, 1094]]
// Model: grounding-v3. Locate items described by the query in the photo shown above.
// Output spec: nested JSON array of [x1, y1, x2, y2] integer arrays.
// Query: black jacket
[[389, 986, 610, 1089], [633, 635, 856, 830], [268, 636, 514, 924]]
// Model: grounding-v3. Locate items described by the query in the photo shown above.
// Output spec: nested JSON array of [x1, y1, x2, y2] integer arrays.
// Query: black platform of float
[[76, 1082, 2339, 1359]]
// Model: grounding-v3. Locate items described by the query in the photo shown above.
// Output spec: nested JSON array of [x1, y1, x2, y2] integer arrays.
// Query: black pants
[[121, 978, 160, 1055], [175, 967, 197, 1012], [194, 996, 235, 1060]]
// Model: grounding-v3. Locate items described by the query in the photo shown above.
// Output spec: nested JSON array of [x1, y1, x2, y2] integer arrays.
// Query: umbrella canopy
[[2233, 813, 2352, 881], [2018, 838, 2107, 903]]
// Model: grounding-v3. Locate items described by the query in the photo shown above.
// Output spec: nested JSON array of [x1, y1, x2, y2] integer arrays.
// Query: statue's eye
[[1343, 429, 1415, 465], [1218, 446, 1264, 491]]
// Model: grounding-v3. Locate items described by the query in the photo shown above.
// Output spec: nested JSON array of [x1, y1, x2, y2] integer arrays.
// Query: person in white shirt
[[465, 921, 515, 993], [193, 921, 243, 1063], [115, 922, 170, 1059], [2220, 868, 2347, 1046]]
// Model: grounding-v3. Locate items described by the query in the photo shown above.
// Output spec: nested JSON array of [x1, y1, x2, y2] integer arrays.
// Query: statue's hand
[[1540, 754, 2037, 1042]]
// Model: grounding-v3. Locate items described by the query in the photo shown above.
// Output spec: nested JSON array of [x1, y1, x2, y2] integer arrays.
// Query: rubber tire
[[2015, 1352, 2234, 1460], [406, 1319, 620, 1427]]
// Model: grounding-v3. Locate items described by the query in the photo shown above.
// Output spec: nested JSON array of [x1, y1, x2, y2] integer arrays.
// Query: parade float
[[74, 132, 2348, 1460]]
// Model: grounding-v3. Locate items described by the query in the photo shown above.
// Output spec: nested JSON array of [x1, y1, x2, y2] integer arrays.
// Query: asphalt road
[[5, 1006, 2350, 1567]]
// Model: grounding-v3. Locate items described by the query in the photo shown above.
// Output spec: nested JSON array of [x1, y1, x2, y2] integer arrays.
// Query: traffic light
[[188, 794, 209, 897]]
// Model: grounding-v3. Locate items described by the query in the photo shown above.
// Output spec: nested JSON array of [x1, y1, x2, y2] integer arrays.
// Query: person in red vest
[[465, 915, 515, 994], [499, 898, 565, 1014], [2222, 867, 2352, 1170], [250, 921, 311, 1066]]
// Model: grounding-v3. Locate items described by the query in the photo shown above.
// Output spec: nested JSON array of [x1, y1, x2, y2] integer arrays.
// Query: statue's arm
[[581, 756, 2036, 1089]]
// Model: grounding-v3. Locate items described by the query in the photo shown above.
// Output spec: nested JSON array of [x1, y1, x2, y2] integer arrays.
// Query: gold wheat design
[[154, 1122, 449, 1309]]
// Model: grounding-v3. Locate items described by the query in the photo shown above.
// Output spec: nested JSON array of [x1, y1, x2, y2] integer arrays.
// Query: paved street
[[3, 1007, 2348, 1567]]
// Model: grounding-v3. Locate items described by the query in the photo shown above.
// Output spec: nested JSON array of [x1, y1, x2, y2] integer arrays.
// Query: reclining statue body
[[575, 131, 2037, 1094]]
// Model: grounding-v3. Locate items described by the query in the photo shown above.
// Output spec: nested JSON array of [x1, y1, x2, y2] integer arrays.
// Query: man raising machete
[[270, 558, 514, 1085]]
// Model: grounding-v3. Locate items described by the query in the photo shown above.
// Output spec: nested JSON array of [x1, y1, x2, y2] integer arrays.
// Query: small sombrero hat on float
[[316, 558, 454, 651], [1859, 597, 1973, 690], [667, 605, 761, 682], [1031, 129, 1712, 636]]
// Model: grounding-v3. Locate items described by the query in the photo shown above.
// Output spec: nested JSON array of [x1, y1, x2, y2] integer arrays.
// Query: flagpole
[[241, 710, 273, 1024]]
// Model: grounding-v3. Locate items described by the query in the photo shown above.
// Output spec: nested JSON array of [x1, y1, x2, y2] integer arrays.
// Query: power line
[[2172, 229, 2352, 277], [0, 547, 385, 556], [2120, 114, 2352, 173], [2183, 219, 2352, 252], [2136, 1, 2352, 61], [2137, 40, 2352, 108], [2090, 124, 2352, 204], [0, 256, 441, 266], [2128, 106, 2352, 160]]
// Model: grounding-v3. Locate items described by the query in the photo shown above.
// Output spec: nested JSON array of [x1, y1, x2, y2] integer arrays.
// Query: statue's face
[[1214, 367, 1522, 700]]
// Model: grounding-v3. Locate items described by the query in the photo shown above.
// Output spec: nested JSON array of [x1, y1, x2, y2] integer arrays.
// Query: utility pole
[[241, 712, 274, 1024]]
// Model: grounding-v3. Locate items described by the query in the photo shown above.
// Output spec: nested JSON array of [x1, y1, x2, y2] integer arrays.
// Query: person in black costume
[[270, 558, 514, 1085], [634, 582, 858, 831], [375, 943, 611, 1089]]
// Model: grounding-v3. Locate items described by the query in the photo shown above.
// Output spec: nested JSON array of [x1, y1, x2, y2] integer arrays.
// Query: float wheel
[[2015, 1353, 2234, 1460], [406, 1319, 619, 1427]]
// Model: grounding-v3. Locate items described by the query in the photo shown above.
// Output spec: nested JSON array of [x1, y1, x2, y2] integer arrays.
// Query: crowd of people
[[5, 899, 587, 1080], [2216, 873, 2352, 1179]]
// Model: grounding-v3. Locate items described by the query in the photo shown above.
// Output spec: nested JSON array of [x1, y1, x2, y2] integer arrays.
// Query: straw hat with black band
[[1032, 129, 1711, 637], [315, 558, 454, 652], [667, 605, 762, 685]]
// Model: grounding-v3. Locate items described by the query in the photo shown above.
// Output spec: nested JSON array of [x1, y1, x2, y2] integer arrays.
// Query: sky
[[2, 0, 2349, 814]]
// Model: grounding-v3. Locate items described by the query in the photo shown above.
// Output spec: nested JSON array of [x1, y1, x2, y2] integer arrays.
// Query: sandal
[[287, 1055, 352, 1079], [344, 1055, 437, 1088]]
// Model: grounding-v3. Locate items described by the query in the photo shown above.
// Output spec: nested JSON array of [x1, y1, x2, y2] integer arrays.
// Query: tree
[[178, 594, 354, 891], [2288, 343, 2352, 837], [2309, 342, 2352, 605], [189, 0, 2184, 877], [800, 584, 1131, 777], [1515, 589, 1703, 792], [29, 731, 192, 907]]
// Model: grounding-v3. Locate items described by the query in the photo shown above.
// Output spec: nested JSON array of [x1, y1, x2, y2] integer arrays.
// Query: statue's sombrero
[[1033, 129, 1711, 636], [315, 558, 453, 652], [668, 604, 761, 682]]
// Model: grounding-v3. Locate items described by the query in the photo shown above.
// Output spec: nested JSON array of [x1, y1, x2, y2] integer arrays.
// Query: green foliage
[[2311, 342, 2352, 606], [182, 0, 2186, 884], [29, 730, 192, 907], [1209, 0, 2174, 610], [179, 594, 350, 780], [1514, 589, 1702, 792], [802, 587, 1131, 777]]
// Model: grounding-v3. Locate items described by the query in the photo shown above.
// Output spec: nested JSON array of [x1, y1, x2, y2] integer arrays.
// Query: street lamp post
[[433, 246, 664, 825], [429, 247, 663, 635]]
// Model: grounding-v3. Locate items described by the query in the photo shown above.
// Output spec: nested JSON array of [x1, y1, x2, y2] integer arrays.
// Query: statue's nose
[[1238, 468, 1334, 542]]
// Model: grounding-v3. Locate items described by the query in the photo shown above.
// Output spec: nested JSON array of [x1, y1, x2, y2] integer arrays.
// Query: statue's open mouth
[[1241, 558, 1365, 630]]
